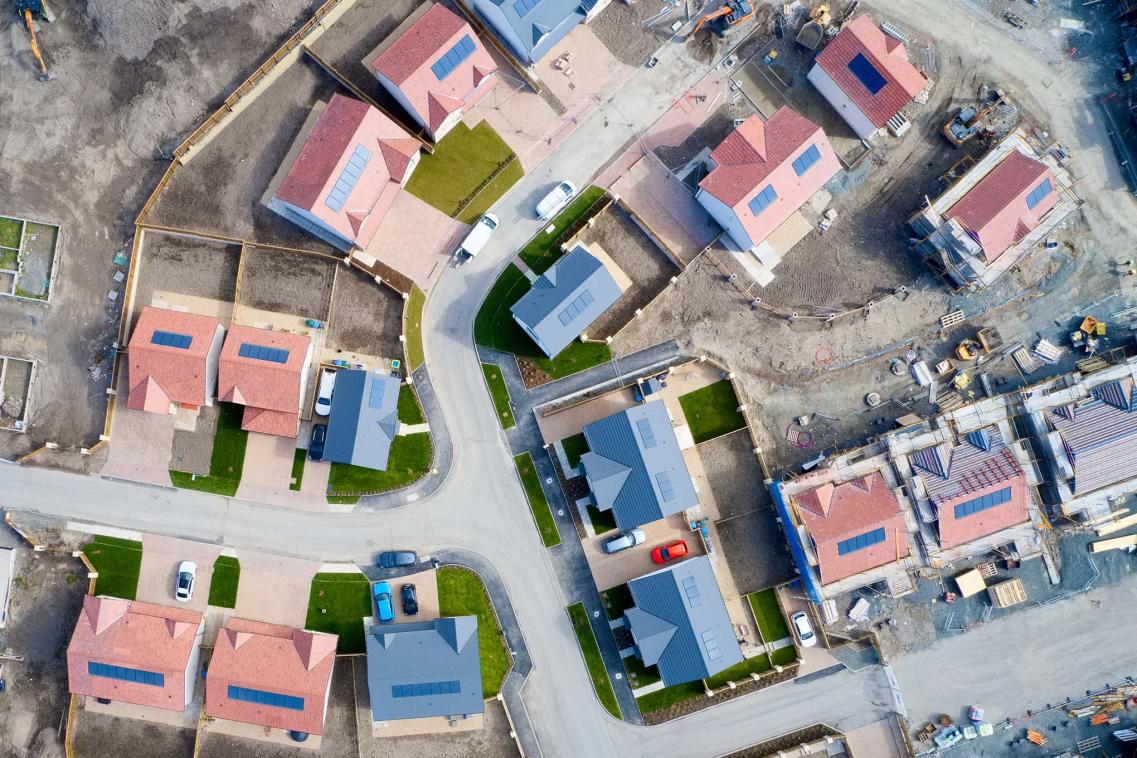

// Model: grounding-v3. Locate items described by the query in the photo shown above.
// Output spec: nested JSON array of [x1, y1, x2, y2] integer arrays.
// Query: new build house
[[696, 108, 841, 285], [807, 15, 926, 139], [127, 306, 224, 415], [324, 370, 402, 472], [368, 3, 498, 141], [266, 94, 421, 251], [472, 0, 609, 64], [217, 325, 313, 438]]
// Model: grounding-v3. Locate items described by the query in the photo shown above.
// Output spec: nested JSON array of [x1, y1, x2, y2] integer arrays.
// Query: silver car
[[175, 561, 197, 602], [536, 181, 577, 221], [603, 528, 646, 554]]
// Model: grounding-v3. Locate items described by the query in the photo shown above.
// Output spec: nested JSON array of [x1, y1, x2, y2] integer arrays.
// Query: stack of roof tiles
[[127, 306, 221, 413], [1049, 378, 1137, 495], [217, 325, 312, 438]]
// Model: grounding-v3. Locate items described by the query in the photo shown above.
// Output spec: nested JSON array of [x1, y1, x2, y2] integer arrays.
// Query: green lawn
[[0, 247, 17, 270], [405, 121, 524, 223], [561, 433, 589, 469], [0, 216, 22, 249], [622, 656, 661, 689], [703, 652, 773, 690], [305, 573, 372, 654], [587, 504, 618, 535], [635, 680, 705, 714], [748, 589, 792, 643], [473, 263, 611, 379], [482, 363, 516, 430], [398, 384, 425, 425], [207, 556, 240, 608], [677, 380, 747, 444], [170, 403, 248, 496], [83, 536, 142, 600], [327, 432, 432, 495], [600, 583, 634, 620], [289, 448, 306, 492], [771, 645, 798, 666], [437, 567, 511, 697], [566, 602, 621, 718], [404, 285, 426, 371], [518, 185, 606, 274], [514, 452, 560, 548]]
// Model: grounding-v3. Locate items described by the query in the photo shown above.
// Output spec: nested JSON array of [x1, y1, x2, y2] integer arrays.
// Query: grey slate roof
[[324, 370, 401, 471], [1049, 378, 1137, 495], [364, 616, 484, 722], [581, 400, 698, 530], [479, 0, 586, 59], [510, 244, 622, 358], [625, 556, 743, 686]]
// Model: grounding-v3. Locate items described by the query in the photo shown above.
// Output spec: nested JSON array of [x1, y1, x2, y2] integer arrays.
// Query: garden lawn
[[83, 536, 142, 600], [405, 121, 523, 224], [404, 286, 426, 371], [0, 216, 21, 249], [398, 384, 425, 425], [600, 583, 634, 620], [514, 453, 560, 547], [587, 504, 618, 535], [482, 363, 516, 430], [748, 589, 791, 643], [561, 433, 588, 469], [622, 656, 661, 689], [437, 567, 511, 697], [703, 652, 773, 689], [518, 185, 606, 274], [305, 573, 372, 653], [567, 602, 620, 718], [678, 380, 747, 444], [0, 247, 17, 270], [635, 680, 704, 715], [207, 556, 240, 608], [327, 432, 432, 495], [289, 448, 306, 492], [771, 645, 798, 666], [170, 403, 248, 496]]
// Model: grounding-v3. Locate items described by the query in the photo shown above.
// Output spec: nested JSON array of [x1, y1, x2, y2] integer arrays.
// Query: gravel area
[[169, 404, 218, 475], [131, 233, 241, 323], [325, 265, 403, 359], [239, 247, 337, 321]]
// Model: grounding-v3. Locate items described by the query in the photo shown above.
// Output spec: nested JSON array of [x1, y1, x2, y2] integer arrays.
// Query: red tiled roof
[[67, 596, 203, 711], [945, 151, 1058, 262], [698, 108, 842, 247], [815, 15, 926, 127], [936, 475, 1030, 549], [370, 5, 497, 138], [793, 472, 910, 585], [277, 95, 370, 211], [217, 325, 311, 438], [205, 618, 337, 735], [127, 307, 221, 411]]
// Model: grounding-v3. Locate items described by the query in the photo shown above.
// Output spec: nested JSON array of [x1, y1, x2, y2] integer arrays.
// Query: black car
[[401, 583, 419, 615], [377, 551, 417, 568], [308, 424, 327, 461]]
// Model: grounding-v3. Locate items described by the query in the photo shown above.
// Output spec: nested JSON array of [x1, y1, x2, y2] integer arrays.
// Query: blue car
[[373, 581, 395, 623]]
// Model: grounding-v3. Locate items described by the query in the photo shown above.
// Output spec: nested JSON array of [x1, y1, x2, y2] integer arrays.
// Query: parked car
[[315, 369, 336, 416], [308, 423, 327, 461], [791, 611, 817, 647], [535, 180, 577, 221], [373, 581, 395, 623], [603, 528, 646, 554], [650, 539, 688, 564], [401, 584, 418, 616], [174, 561, 197, 602], [454, 213, 498, 263], [377, 550, 418, 569]]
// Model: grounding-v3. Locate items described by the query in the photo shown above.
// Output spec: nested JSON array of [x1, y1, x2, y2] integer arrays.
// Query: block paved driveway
[[135, 534, 223, 612], [231, 551, 319, 627], [99, 373, 175, 486]]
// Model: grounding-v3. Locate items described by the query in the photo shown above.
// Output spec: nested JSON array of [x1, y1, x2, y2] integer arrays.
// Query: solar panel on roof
[[952, 486, 1012, 519], [151, 330, 193, 349], [325, 145, 372, 212], [681, 575, 701, 607], [791, 144, 821, 177], [700, 629, 721, 661], [836, 527, 887, 556], [368, 379, 388, 410], [88, 661, 165, 687], [1025, 178, 1053, 210], [655, 471, 675, 502], [847, 53, 887, 95], [513, 0, 541, 16], [391, 680, 460, 698], [747, 184, 777, 216], [238, 343, 290, 364], [227, 685, 305, 711], [431, 35, 477, 81], [635, 418, 657, 448]]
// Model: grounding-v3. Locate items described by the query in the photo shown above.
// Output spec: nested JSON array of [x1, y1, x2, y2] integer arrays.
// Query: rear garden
[[678, 379, 746, 444], [83, 536, 143, 600]]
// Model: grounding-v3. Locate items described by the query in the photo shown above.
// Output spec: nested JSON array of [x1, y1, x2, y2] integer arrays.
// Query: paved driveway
[[581, 513, 700, 592], [99, 373, 175, 486], [231, 551, 319, 627], [235, 432, 328, 511], [135, 534, 223, 611]]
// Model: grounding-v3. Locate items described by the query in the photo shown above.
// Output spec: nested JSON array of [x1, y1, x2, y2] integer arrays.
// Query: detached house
[[266, 93, 421, 251], [217, 325, 313, 438], [127, 306, 224, 415], [324, 370, 402, 472], [368, 3, 497, 141], [472, 0, 609, 64], [696, 108, 841, 284], [807, 15, 926, 139]]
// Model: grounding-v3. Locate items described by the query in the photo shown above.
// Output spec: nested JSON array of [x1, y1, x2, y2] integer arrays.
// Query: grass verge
[[207, 556, 240, 608], [83, 536, 142, 600], [404, 286, 426, 371], [289, 448, 306, 492], [561, 432, 588, 469], [677, 379, 747, 444], [170, 403, 248, 496], [513, 452, 560, 547], [398, 383, 425, 425], [748, 589, 791, 643], [482, 363, 516, 430], [327, 432, 432, 495], [567, 601, 621, 719], [437, 567, 511, 697], [305, 573, 372, 654], [518, 186, 606, 274]]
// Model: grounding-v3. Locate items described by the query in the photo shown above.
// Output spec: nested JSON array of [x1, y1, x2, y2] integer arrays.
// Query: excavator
[[689, 0, 755, 39], [943, 94, 1008, 146], [15, 0, 55, 81]]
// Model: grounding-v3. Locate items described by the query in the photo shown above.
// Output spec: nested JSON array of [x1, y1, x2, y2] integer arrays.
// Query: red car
[[651, 540, 688, 564]]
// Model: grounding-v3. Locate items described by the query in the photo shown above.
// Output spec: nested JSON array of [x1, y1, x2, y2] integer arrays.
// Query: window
[[391, 680, 461, 698], [555, 289, 595, 326], [151, 330, 193, 349], [325, 145, 372, 212], [747, 185, 778, 216], [513, 0, 540, 15], [238, 343, 290, 364], [368, 379, 388, 409], [655, 471, 675, 502], [836, 527, 887, 556], [88, 662, 165, 687], [681, 575, 701, 607], [952, 487, 1012, 519], [700, 629, 721, 661], [227, 685, 305, 711], [791, 144, 822, 177], [1025, 178, 1053, 210], [431, 35, 477, 81], [635, 418, 657, 449], [847, 53, 887, 95]]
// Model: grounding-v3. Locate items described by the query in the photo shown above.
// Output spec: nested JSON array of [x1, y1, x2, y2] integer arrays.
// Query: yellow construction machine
[[16, 0, 55, 81]]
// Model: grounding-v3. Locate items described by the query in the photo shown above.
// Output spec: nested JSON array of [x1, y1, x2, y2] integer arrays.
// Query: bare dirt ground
[[131, 234, 242, 326], [240, 247, 338, 322], [0, 0, 322, 457], [326, 266, 404, 359], [72, 707, 195, 758], [589, 0, 686, 67]]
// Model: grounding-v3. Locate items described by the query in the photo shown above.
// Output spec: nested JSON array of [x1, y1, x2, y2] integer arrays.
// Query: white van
[[536, 181, 576, 221], [454, 213, 498, 263], [315, 369, 336, 416]]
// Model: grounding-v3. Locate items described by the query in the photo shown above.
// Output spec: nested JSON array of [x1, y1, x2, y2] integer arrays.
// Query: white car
[[175, 561, 197, 602], [315, 369, 336, 417], [791, 611, 817, 647], [603, 528, 646, 554], [536, 181, 577, 221], [455, 213, 498, 263]]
